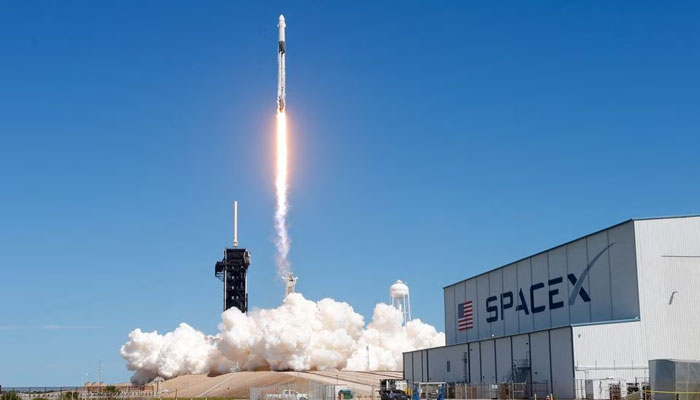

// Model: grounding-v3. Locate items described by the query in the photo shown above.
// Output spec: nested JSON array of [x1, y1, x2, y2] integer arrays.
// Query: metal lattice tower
[[215, 248, 251, 312], [214, 201, 251, 313]]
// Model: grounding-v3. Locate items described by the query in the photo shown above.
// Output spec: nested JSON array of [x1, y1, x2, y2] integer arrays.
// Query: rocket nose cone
[[279, 15, 285, 22]]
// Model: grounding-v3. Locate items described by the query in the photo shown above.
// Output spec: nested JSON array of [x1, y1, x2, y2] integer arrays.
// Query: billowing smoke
[[121, 293, 444, 384], [346, 303, 444, 371], [120, 323, 221, 384]]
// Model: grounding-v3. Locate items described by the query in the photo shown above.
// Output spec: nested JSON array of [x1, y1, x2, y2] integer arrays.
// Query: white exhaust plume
[[274, 111, 291, 277], [120, 323, 221, 384], [275, 15, 290, 278], [121, 293, 444, 384], [345, 303, 442, 370]]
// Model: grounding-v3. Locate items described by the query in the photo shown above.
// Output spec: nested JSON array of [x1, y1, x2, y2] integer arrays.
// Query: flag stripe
[[457, 301, 474, 331]]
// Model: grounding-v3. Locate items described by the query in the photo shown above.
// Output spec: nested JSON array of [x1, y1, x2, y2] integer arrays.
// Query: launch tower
[[215, 201, 251, 313]]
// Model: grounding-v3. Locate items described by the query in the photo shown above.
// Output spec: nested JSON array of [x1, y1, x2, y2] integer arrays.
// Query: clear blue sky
[[1, 0, 698, 386]]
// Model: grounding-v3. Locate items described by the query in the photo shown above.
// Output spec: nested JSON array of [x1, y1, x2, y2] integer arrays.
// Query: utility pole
[[366, 346, 370, 371]]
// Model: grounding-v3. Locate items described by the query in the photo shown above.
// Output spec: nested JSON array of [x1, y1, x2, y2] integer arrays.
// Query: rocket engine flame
[[274, 111, 290, 276]]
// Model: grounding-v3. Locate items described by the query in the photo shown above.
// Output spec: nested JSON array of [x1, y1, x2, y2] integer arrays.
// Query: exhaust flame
[[274, 111, 290, 276]]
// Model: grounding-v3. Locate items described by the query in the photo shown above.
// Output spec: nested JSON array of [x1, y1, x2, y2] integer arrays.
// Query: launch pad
[[215, 201, 251, 313], [214, 247, 251, 313]]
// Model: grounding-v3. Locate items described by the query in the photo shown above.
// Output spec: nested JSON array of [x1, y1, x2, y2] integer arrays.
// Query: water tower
[[390, 280, 411, 325]]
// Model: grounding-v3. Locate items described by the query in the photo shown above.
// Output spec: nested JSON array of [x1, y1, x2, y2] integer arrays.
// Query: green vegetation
[[103, 385, 120, 400], [104, 386, 120, 395], [60, 391, 79, 400], [1, 392, 21, 400]]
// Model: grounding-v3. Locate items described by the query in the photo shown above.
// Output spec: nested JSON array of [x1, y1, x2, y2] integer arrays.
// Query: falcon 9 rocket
[[277, 15, 286, 113]]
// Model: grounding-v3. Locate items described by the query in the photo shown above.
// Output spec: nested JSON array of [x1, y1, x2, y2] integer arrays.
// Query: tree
[[104, 386, 120, 396]]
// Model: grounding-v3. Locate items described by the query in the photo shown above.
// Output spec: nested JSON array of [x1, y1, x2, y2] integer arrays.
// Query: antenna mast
[[233, 201, 238, 248]]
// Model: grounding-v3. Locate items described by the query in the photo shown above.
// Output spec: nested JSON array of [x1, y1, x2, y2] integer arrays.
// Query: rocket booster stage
[[277, 15, 286, 113]]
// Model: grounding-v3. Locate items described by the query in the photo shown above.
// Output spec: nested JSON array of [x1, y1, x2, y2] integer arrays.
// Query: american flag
[[457, 301, 473, 331]]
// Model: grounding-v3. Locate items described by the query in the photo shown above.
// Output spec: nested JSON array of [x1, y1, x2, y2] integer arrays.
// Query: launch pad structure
[[215, 247, 251, 313], [215, 201, 251, 313]]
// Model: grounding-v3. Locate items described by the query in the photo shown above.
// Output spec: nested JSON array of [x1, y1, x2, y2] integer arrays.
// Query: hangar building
[[404, 216, 700, 399]]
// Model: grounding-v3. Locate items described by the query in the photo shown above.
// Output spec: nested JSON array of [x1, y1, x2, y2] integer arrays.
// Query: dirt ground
[[158, 370, 403, 398]]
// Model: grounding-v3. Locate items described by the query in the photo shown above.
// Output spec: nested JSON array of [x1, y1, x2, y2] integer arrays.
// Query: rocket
[[277, 15, 286, 113]]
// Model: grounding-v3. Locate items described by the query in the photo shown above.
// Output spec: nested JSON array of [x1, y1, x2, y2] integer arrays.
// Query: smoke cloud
[[121, 293, 444, 384]]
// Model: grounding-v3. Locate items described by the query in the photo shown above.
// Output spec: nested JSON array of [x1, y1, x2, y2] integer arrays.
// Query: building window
[[447, 361, 451, 372]]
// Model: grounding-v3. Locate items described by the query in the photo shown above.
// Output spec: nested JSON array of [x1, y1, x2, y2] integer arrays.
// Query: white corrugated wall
[[403, 352, 413, 385], [404, 327, 575, 398], [635, 217, 700, 360], [571, 320, 647, 389], [468, 342, 480, 383], [444, 285, 456, 345], [495, 337, 512, 382], [551, 328, 575, 399], [480, 340, 496, 383]]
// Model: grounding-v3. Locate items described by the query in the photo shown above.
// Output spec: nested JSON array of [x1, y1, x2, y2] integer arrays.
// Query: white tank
[[390, 280, 410, 298], [390, 280, 411, 325]]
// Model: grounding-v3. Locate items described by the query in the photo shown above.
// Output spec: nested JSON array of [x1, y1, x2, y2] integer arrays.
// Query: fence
[[442, 382, 551, 400], [574, 378, 653, 400], [0, 387, 157, 400], [9, 380, 682, 400], [250, 381, 555, 400], [250, 381, 379, 400]]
